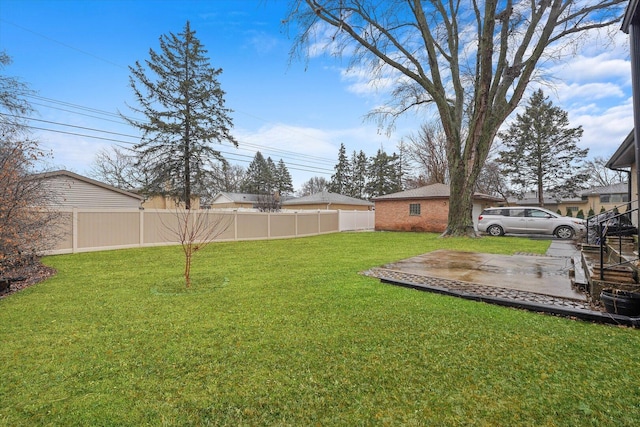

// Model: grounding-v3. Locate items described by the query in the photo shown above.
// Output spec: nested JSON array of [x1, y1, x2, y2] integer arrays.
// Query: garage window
[[409, 203, 421, 216]]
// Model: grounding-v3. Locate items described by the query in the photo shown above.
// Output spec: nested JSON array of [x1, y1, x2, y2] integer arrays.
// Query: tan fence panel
[[49, 210, 74, 253], [270, 212, 297, 238], [77, 210, 140, 249], [296, 212, 320, 236], [237, 212, 269, 240], [320, 211, 339, 233], [204, 211, 236, 241], [41, 208, 369, 254], [144, 210, 188, 244]]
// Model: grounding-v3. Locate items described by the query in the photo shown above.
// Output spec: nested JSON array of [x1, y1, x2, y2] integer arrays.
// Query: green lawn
[[1, 232, 639, 426]]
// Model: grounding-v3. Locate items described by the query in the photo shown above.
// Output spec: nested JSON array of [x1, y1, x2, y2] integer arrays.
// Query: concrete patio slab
[[364, 239, 640, 326], [380, 249, 586, 301]]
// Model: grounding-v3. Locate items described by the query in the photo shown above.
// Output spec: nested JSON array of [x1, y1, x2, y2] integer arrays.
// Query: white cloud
[[570, 97, 634, 159], [551, 54, 630, 84], [556, 82, 625, 103]]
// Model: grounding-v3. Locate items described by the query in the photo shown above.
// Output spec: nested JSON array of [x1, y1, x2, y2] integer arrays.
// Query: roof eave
[[622, 0, 640, 33], [606, 130, 635, 169]]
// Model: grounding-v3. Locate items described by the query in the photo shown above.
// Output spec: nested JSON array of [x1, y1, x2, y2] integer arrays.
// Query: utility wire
[[24, 124, 334, 174], [13, 113, 338, 168]]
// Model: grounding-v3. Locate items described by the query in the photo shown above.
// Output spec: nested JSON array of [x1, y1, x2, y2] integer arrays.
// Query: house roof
[[372, 183, 501, 202], [580, 182, 629, 196], [211, 192, 261, 204], [622, 0, 640, 33], [283, 191, 373, 206], [30, 170, 144, 200], [606, 130, 635, 169]]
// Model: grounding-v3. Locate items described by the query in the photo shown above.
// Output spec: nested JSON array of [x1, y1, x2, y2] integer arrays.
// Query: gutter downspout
[[630, 22, 640, 255]]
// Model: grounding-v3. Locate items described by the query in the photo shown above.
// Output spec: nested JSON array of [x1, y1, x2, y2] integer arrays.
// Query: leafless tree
[[583, 156, 627, 188], [0, 138, 62, 278], [200, 162, 246, 203], [90, 146, 148, 191], [298, 176, 329, 196], [160, 208, 232, 288], [255, 192, 282, 212], [475, 160, 509, 201], [286, 0, 626, 236], [0, 52, 61, 279], [405, 123, 449, 185]]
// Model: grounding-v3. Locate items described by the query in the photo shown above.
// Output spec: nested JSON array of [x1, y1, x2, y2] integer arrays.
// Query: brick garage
[[373, 184, 501, 233]]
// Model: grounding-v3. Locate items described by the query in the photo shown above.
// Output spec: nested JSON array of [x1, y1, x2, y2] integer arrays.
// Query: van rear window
[[482, 209, 510, 216]]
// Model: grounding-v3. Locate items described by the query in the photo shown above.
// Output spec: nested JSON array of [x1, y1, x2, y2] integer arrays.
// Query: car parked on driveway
[[477, 206, 586, 239]]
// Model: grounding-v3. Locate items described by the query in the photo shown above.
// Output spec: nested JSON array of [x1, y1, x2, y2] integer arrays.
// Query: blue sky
[[0, 0, 635, 191]]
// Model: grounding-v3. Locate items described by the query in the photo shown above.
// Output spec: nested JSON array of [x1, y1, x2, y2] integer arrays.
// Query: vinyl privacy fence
[[47, 209, 375, 254]]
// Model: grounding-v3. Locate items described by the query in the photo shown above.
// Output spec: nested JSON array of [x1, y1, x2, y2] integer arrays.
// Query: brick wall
[[375, 199, 449, 232]]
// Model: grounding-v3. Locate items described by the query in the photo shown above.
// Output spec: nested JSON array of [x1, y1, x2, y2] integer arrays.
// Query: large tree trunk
[[443, 173, 477, 237]]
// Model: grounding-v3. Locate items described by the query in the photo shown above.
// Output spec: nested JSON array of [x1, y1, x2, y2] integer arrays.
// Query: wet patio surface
[[363, 240, 640, 327], [379, 249, 585, 301]]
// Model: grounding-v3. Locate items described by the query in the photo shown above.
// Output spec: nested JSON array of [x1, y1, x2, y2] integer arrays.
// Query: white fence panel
[[338, 210, 375, 231]]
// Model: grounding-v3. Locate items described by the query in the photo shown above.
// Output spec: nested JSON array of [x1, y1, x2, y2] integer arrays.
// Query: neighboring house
[[373, 183, 501, 233], [32, 170, 144, 209], [577, 182, 631, 214], [282, 191, 374, 211], [503, 182, 630, 216], [502, 193, 581, 214], [208, 192, 263, 209], [143, 194, 200, 210]]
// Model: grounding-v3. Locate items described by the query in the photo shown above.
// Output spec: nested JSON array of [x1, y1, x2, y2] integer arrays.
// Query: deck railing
[[586, 202, 639, 280]]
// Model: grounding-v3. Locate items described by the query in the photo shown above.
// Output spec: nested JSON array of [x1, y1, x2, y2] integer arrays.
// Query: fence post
[[139, 208, 144, 247], [234, 210, 238, 241], [72, 208, 78, 254]]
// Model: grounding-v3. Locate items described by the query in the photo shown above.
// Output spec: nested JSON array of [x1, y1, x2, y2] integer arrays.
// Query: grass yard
[[1, 232, 639, 426]]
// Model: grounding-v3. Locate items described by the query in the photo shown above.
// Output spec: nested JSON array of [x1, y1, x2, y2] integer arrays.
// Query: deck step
[[572, 254, 589, 287], [592, 265, 637, 283]]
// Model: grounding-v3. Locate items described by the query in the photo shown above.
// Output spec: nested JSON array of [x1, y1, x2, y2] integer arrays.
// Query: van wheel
[[487, 225, 504, 236], [555, 226, 574, 239]]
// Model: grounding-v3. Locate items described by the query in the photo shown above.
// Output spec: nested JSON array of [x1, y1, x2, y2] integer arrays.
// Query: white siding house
[[33, 170, 144, 209]]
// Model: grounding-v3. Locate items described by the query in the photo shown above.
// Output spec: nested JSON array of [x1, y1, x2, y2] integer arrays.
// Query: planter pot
[[600, 289, 640, 316]]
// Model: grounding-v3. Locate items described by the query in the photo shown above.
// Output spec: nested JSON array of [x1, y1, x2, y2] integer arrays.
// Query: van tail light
[[478, 215, 483, 221]]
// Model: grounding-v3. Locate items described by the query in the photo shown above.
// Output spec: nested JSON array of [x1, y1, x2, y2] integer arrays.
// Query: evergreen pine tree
[[498, 89, 587, 207], [266, 157, 278, 193], [124, 21, 236, 209], [365, 149, 402, 198], [241, 151, 272, 194], [275, 159, 294, 196], [350, 150, 369, 199], [328, 143, 351, 195]]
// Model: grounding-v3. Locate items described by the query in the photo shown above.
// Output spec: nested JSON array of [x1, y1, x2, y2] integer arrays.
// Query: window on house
[[600, 194, 629, 204], [409, 203, 421, 216]]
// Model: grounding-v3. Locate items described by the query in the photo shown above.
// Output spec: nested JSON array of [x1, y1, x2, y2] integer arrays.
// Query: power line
[[0, 19, 128, 70], [23, 124, 334, 175], [13, 112, 338, 169]]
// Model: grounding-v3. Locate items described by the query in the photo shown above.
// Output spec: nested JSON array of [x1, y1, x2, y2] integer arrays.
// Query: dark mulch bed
[[0, 262, 57, 299]]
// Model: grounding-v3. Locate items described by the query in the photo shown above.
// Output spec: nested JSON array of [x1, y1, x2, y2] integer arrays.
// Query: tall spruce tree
[[366, 149, 402, 198], [350, 150, 368, 199], [124, 21, 236, 209], [241, 151, 272, 194], [498, 90, 587, 206], [328, 143, 351, 195], [275, 159, 294, 196]]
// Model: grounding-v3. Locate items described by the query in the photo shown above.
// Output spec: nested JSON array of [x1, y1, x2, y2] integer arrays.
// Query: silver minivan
[[477, 207, 586, 239]]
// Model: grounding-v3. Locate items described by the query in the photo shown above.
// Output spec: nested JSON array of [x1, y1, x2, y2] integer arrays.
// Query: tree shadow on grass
[[150, 274, 230, 296]]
